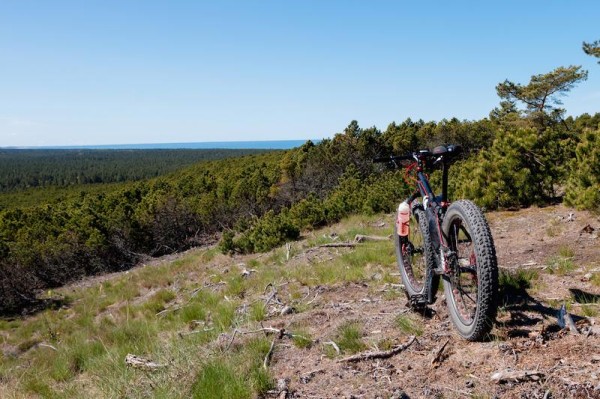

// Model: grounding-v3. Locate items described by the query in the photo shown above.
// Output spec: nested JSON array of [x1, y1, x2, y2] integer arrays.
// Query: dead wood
[[490, 369, 545, 384], [125, 354, 165, 371], [276, 378, 290, 399], [337, 335, 416, 363], [323, 341, 341, 355], [354, 234, 391, 243], [263, 337, 277, 369], [31, 342, 58, 351], [319, 242, 356, 248], [431, 339, 450, 368]]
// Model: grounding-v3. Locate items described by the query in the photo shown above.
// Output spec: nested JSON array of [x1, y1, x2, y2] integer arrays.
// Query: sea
[[8, 140, 318, 150]]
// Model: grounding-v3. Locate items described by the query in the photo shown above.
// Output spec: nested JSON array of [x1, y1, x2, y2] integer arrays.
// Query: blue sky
[[1, 1, 599, 146]]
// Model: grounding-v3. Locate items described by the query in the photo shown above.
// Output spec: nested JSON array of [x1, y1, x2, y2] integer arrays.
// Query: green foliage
[[583, 40, 600, 63], [565, 129, 600, 212], [3, 107, 600, 314], [546, 255, 576, 276], [452, 127, 571, 209], [394, 315, 424, 336], [0, 148, 268, 194], [231, 210, 300, 254], [190, 360, 252, 399], [499, 268, 539, 292], [334, 321, 366, 354], [495, 65, 588, 128]]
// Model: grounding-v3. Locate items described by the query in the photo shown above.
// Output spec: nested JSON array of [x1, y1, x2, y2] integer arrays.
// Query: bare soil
[[262, 204, 600, 399]]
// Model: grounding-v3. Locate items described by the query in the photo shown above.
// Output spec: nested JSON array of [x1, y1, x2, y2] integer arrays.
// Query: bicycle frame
[[374, 145, 498, 340], [403, 153, 453, 274]]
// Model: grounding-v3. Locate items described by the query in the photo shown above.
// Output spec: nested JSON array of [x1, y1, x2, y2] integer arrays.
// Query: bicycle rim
[[446, 218, 479, 325], [395, 209, 429, 295]]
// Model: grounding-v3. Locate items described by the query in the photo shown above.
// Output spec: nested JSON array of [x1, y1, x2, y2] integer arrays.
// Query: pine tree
[[565, 129, 600, 212]]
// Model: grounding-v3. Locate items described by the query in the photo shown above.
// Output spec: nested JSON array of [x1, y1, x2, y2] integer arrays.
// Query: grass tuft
[[334, 321, 366, 354], [394, 314, 424, 336], [547, 256, 576, 275], [190, 360, 251, 399]]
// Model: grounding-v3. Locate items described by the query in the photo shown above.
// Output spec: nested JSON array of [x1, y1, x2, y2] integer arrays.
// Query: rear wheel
[[441, 200, 498, 341], [395, 204, 438, 304]]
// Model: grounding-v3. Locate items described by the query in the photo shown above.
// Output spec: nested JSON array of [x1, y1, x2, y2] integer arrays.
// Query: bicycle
[[374, 145, 498, 341]]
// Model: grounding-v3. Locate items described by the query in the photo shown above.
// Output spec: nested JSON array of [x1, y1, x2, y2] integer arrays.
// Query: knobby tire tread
[[442, 200, 498, 341]]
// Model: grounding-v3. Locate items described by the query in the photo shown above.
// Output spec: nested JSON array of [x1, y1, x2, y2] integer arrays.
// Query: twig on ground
[[323, 341, 341, 355], [225, 329, 239, 351], [490, 369, 545, 384], [431, 339, 450, 368], [337, 336, 416, 363], [263, 337, 277, 369], [306, 292, 319, 306], [125, 354, 165, 371], [37, 343, 58, 351], [178, 327, 214, 338], [156, 305, 183, 317]]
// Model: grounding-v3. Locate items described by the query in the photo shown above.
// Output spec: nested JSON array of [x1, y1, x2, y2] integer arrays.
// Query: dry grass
[[0, 213, 397, 398]]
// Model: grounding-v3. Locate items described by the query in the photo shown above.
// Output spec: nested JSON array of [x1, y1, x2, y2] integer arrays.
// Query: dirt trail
[[263, 205, 600, 398]]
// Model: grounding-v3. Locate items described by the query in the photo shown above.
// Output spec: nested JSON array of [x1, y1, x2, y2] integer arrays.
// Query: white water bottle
[[396, 201, 410, 237]]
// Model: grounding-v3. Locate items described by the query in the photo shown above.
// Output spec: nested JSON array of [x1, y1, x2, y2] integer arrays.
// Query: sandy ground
[[261, 205, 600, 399]]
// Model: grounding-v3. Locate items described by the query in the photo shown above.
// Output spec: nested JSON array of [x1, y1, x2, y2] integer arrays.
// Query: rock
[[280, 306, 295, 316], [581, 224, 595, 234]]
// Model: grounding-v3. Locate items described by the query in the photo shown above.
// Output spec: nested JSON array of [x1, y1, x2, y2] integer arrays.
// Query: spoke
[[459, 225, 472, 242], [460, 289, 477, 305]]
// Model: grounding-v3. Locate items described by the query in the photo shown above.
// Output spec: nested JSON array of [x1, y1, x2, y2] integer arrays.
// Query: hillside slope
[[0, 205, 599, 398]]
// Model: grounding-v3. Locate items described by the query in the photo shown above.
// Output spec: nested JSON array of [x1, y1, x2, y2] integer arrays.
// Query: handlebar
[[373, 144, 462, 165], [372, 154, 413, 163]]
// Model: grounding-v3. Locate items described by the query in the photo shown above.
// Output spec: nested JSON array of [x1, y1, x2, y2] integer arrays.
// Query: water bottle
[[397, 201, 410, 236]]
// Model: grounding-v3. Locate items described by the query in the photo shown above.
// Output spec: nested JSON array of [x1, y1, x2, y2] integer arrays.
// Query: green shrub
[[565, 129, 600, 212]]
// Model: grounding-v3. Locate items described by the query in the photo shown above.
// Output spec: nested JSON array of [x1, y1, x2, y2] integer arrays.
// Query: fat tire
[[441, 200, 498, 341], [394, 204, 439, 304]]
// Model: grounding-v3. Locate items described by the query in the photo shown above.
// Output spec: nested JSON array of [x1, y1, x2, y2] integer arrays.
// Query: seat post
[[441, 162, 449, 203]]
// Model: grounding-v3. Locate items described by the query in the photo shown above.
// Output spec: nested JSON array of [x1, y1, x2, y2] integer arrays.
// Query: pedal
[[409, 293, 428, 309]]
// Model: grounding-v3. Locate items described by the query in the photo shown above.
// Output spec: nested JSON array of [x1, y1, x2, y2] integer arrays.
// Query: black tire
[[394, 204, 439, 304], [441, 200, 498, 341]]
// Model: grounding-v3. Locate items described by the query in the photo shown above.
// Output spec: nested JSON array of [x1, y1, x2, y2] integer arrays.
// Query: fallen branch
[[354, 234, 390, 243], [323, 341, 341, 355], [178, 327, 214, 338], [36, 343, 58, 351], [337, 335, 416, 363], [490, 369, 545, 384], [263, 337, 277, 369], [125, 354, 165, 371], [156, 305, 183, 317], [319, 242, 356, 248]]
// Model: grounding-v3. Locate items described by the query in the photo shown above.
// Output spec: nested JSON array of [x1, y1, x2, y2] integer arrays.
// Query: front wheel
[[441, 200, 498, 341]]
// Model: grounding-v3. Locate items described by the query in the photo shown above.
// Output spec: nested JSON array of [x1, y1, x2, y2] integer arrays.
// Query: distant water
[[13, 140, 318, 150]]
